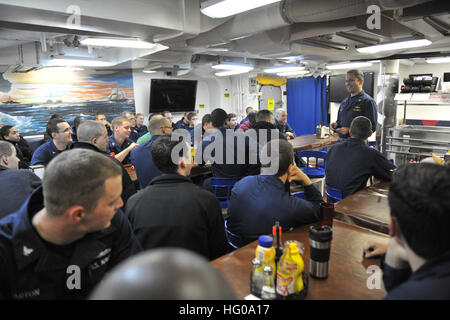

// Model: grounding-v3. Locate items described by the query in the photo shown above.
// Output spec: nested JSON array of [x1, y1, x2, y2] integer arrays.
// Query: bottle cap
[[309, 225, 333, 242], [263, 265, 273, 275], [258, 235, 273, 248], [252, 258, 261, 267], [289, 242, 298, 254]]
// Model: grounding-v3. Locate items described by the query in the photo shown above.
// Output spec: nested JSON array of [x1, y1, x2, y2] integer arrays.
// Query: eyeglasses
[[59, 127, 72, 133]]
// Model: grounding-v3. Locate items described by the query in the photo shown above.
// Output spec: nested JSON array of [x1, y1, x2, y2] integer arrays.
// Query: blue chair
[[291, 191, 305, 199], [224, 220, 241, 249], [211, 177, 239, 208], [24, 136, 45, 153], [297, 150, 327, 178], [325, 184, 343, 203]]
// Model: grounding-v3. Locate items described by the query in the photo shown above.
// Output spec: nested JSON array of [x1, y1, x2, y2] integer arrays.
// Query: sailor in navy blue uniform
[[227, 139, 322, 246], [0, 149, 142, 299], [107, 118, 138, 164], [363, 164, 450, 299], [331, 70, 377, 140], [133, 113, 149, 140], [31, 119, 72, 166], [274, 108, 296, 140], [131, 117, 173, 189], [175, 112, 190, 130], [326, 116, 394, 198], [0, 141, 41, 219], [239, 107, 254, 125]]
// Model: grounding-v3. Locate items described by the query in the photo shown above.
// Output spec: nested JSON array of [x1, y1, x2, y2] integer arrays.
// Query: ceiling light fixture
[[142, 69, 157, 74], [201, 0, 282, 19], [277, 70, 310, 77], [207, 48, 230, 52], [264, 65, 305, 73], [215, 69, 252, 77], [326, 62, 373, 70], [47, 57, 111, 67], [426, 56, 450, 64], [80, 38, 156, 49], [279, 55, 304, 61], [212, 62, 254, 71], [49, 66, 84, 71], [356, 39, 432, 54]]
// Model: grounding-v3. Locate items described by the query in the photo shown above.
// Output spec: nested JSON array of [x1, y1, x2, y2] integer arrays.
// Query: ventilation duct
[[188, 0, 432, 48]]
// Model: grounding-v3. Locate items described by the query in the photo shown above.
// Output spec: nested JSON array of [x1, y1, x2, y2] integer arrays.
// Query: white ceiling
[[0, 0, 449, 77]]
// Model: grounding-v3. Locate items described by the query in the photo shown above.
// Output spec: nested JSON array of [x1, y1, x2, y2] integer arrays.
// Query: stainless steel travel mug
[[309, 225, 332, 279]]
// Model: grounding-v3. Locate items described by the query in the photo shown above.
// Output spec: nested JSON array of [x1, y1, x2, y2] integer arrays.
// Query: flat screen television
[[328, 72, 374, 103], [149, 79, 197, 113]]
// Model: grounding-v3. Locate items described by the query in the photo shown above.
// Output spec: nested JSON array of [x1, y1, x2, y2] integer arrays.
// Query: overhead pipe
[[188, 0, 432, 47], [336, 32, 380, 45]]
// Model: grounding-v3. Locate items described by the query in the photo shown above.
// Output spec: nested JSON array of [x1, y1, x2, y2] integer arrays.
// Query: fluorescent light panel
[[201, 0, 282, 18], [326, 62, 372, 70], [212, 62, 253, 71], [142, 70, 157, 74], [80, 38, 156, 49], [277, 70, 309, 76], [427, 56, 450, 64], [215, 69, 252, 77], [264, 65, 305, 73], [49, 66, 84, 71], [48, 57, 111, 67], [357, 39, 432, 54]]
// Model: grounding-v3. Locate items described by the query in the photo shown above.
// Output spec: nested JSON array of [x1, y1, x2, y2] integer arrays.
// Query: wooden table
[[290, 134, 339, 152], [211, 221, 388, 300], [334, 182, 390, 234]]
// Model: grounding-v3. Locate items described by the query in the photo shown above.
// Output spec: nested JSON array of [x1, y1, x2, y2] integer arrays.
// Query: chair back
[[224, 220, 242, 249], [211, 177, 239, 208], [297, 150, 327, 178], [291, 191, 305, 199], [224, 220, 262, 249], [24, 135, 45, 153], [325, 184, 343, 203]]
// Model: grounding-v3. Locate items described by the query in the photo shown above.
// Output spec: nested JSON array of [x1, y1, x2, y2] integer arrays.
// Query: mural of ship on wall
[[2, 96, 19, 104], [0, 69, 136, 135], [45, 99, 63, 104], [108, 87, 128, 102]]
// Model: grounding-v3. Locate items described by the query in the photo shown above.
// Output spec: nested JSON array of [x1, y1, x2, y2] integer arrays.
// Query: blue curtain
[[286, 76, 327, 136]]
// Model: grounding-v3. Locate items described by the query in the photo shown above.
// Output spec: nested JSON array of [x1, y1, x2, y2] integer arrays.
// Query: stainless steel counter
[[386, 125, 450, 165]]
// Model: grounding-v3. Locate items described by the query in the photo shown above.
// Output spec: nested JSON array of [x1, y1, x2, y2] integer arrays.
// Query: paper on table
[[245, 294, 262, 300]]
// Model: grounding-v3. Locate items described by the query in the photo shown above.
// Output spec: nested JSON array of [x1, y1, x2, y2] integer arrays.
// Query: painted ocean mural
[[0, 68, 135, 136]]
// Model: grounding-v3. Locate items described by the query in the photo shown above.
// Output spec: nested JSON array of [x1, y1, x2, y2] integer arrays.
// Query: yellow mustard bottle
[[276, 242, 304, 296], [289, 242, 304, 293]]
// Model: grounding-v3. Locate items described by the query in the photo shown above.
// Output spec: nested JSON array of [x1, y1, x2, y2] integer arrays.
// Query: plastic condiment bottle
[[289, 242, 305, 293], [261, 266, 276, 300], [250, 258, 263, 297], [276, 242, 305, 296], [255, 236, 276, 275]]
